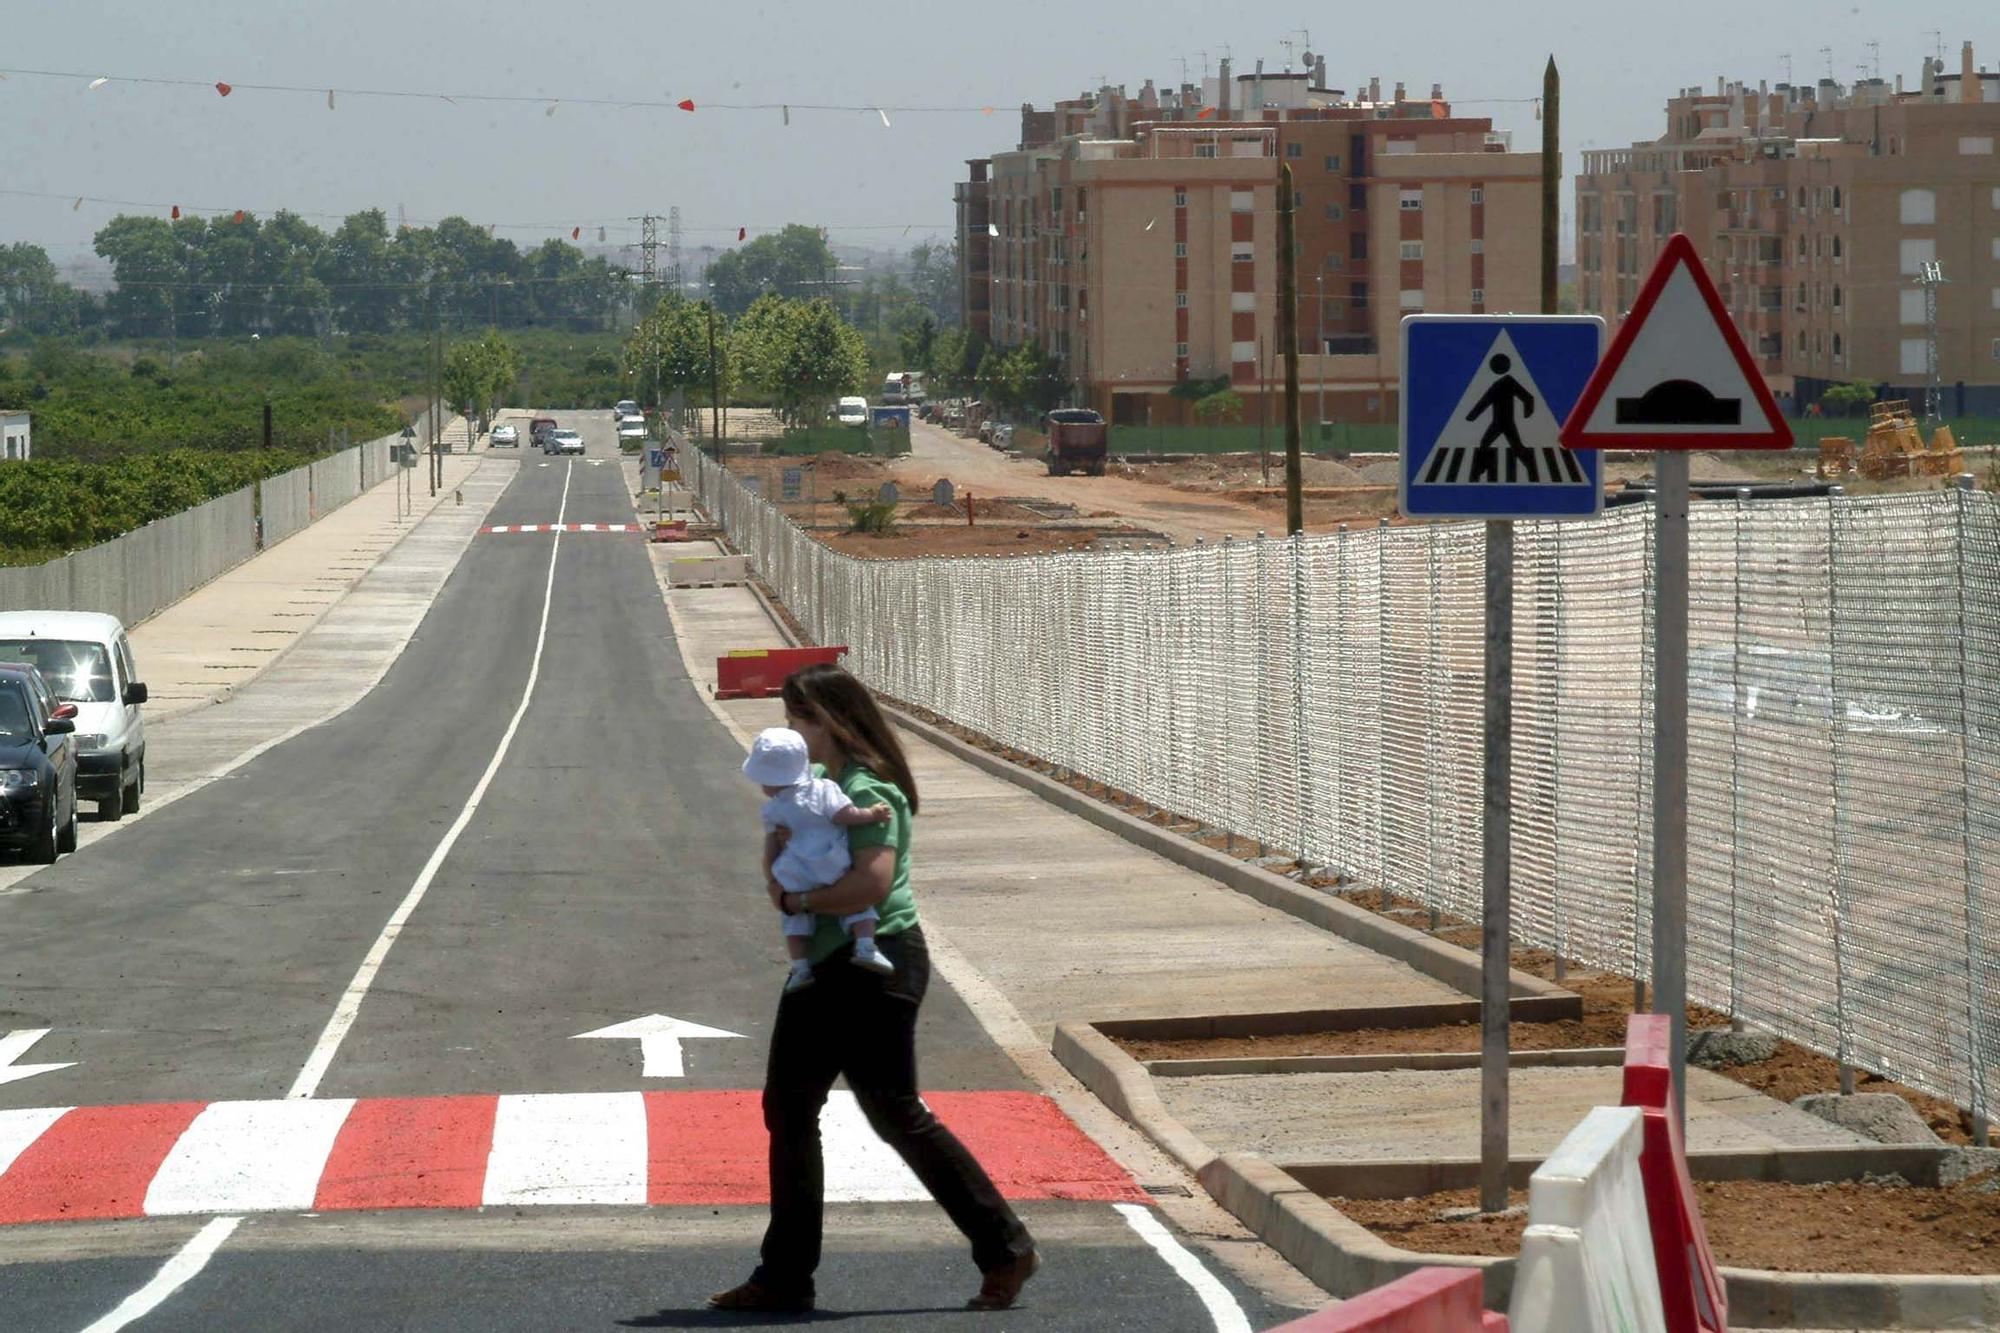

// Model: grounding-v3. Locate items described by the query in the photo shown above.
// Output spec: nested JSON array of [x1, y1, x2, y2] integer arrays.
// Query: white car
[[490, 424, 520, 447], [616, 415, 648, 446], [0, 610, 148, 819], [552, 429, 586, 456], [836, 396, 869, 427], [613, 399, 640, 419]]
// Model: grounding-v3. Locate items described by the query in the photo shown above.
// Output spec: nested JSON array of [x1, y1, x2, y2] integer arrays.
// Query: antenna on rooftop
[[1278, 36, 1296, 71], [1780, 52, 1793, 85], [1928, 30, 1944, 64], [1865, 40, 1881, 80], [1819, 45, 1834, 81]]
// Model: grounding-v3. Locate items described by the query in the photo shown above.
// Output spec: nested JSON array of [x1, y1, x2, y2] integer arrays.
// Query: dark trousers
[[752, 925, 1034, 1296]]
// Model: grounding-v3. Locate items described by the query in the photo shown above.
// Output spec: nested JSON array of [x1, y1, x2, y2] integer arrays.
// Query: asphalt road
[[0, 416, 1302, 1331]]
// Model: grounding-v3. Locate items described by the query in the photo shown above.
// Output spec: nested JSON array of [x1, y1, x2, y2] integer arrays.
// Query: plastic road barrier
[[1269, 1266, 1507, 1332], [1622, 1015, 1728, 1332], [714, 646, 847, 700], [1509, 1104, 1667, 1333], [667, 556, 750, 588]]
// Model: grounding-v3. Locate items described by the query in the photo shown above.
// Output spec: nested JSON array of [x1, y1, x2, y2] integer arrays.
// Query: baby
[[743, 726, 895, 992]]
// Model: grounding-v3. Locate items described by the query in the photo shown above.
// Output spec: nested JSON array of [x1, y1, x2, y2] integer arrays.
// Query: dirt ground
[[817, 525, 1099, 559], [1331, 1177, 2000, 1274]]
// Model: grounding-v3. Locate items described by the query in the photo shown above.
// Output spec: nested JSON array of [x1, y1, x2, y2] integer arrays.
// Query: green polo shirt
[[806, 762, 918, 964]]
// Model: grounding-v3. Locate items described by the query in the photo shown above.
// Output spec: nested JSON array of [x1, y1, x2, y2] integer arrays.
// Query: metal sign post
[[1561, 232, 1793, 1122]]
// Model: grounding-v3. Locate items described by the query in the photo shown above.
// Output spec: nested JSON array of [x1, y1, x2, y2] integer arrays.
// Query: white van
[[836, 397, 869, 427], [0, 611, 148, 819]]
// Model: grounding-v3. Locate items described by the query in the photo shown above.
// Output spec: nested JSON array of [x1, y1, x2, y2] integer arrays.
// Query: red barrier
[[714, 646, 847, 700], [652, 520, 691, 542], [1265, 1267, 1505, 1332], [1622, 1014, 1728, 1332]]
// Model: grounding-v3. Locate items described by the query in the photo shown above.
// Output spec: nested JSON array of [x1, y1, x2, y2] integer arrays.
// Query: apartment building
[[961, 60, 1541, 426], [1576, 42, 2000, 413]]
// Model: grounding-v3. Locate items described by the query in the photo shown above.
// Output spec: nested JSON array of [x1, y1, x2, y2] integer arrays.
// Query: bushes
[[0, 448, 310, 564]]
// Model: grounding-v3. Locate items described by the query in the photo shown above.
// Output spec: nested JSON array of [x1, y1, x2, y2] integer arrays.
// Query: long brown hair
[[780, 664, 920, 815]]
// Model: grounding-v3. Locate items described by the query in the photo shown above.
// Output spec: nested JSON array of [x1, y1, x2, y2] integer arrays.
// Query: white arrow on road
[[0, 1029, 74, 1086], [572, 1014, 745, 1078]]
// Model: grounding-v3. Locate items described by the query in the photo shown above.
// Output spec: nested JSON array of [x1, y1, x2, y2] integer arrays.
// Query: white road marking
[[1114, 1203, 1253, 1333], [0, 1028, 76, 1085], [144, 1098, 355, 1215], [821, 1091, 927, 1202], [482, 1092, 648, 1206], [0, 1105, 69, 1176], [285, 461, 574, 1100], [77, 1216, 242, 1333], [571, 1013, 745, 1078]]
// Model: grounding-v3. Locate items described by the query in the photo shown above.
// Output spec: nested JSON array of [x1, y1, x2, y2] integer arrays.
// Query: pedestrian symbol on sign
[[1416, 331, 1587, 489]]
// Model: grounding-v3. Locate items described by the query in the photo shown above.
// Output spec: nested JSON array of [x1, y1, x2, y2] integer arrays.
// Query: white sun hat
[[743, 726, 812, 787]]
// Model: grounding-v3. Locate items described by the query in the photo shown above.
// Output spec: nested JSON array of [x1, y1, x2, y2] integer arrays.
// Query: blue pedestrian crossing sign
[[1399, 315, 1606, 520]]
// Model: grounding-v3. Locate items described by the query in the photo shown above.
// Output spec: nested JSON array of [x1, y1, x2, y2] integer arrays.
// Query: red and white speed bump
[[480, 524, 646, 535], [0, 1090, 1143, 1223]]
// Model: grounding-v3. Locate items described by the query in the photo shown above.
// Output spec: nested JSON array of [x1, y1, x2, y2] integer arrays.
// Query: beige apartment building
[[961, 61, 1541, 426], [1576, 42, 2000, 414]]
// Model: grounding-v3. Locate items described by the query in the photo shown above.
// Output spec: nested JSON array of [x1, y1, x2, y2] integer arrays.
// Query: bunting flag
[[327, 89, 335, 110], [597, 226, 606, 242], [545, 102, 558, 117], [571, 226, 581, 240], [738, 227, 746, 242], [233, 210, 245, 223], [170, 205, 181, 219], [782, 105, 789, 126], [215, 81, 233, 97], [677, 98, 695, 112], [1196, 105, 1217, 120], [876, 108, 891, 128], [87, 77, 108, 91]]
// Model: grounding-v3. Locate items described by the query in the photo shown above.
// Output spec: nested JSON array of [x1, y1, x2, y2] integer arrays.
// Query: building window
[[1901, 338, 1927, 375], [1232, 291, 1256, 313], [1324, 154, 1342, 171], [1993, 187, 2000, 209], [1176, 292, 1189, 309], [1470, 238, 1484, 254], [1350, 281, 1369, 307], [1324, 254, 1343, 271], [1832, 185, 1842, 212], [1833, 235, 1843, 262], [1294, 190, 1305, 208], [1176, 342, 1189, 358], [1901, 289, 1926, 325], [1324, 203, 1343, 221], [1900, 188, 1936, 225], [1961, 136, 1996, 155], [1398, 288, 1424, 310], [1385, 139, 1418, 156], [1231, 189, 1254, 212], [1349, 183, 1368, 210], [1471, 287, 1485, 305], [1175, 242, 1187, 258], [1992, 286, 2000, 310], [1231, 340, 1257, 362], [1398, 188, 1423, 211], [1350, 233, 1368, 260], [1993, 339, 2000, 362], [1469, 187, 1484, 206], [1833, 285, 1843, 311], [1195, 143, 1218, 159], [1175, 188, 1187, 208], [1287, 142, 1304, 158], [1231, 241, 1254, 263], [1399, 240, 1424, 261], [1833, 333, 1843, 360], [1993, 237, 2000, 261], [1900, 237, 1938, 275]]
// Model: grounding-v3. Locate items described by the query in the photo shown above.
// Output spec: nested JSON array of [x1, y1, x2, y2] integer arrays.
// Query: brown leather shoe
[[966, 1248, 1040, 1311], [707, 1279, 814, 1314]]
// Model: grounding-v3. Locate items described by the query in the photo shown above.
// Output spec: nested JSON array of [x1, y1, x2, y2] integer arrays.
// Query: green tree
[[905, 239, 961, 327], [624, 294, 730, 413], [0, 244, 92, 335], [1193, 389, 1244, 425], [1821, 382, 1875, 417], [703, 225, 838, 317]]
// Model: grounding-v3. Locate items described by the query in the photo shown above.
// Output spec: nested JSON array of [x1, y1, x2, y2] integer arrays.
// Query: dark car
[[0, 670, 78, 863]]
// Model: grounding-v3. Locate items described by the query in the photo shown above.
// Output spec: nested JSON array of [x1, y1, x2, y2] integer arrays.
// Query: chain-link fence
[[689, 444, 2000, 1122]]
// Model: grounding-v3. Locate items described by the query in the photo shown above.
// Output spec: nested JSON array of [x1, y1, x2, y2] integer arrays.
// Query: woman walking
[[709, 664, 1039, 1315]]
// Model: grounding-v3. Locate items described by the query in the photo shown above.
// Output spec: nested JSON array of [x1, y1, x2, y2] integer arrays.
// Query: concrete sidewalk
[[135, 442, 484, 723]]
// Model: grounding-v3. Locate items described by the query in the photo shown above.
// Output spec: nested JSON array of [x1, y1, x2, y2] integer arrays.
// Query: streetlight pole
[[1316, 273, 1326, 444]]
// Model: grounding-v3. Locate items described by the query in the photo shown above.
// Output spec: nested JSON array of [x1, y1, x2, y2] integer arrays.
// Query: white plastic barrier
[[1508, 1106, 1666, 1333], [667, 555, 749, 588]]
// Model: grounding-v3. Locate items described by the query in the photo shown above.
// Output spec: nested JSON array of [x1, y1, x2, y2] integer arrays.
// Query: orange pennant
[[216, 82, 233, 97], [1196, 105, 1217, 120], [171, 205, 181, 220], [677, 99, 695, 112], [233, 210, 246, 223], [738, 227, 747, 242], [572, 226, 581, 240]]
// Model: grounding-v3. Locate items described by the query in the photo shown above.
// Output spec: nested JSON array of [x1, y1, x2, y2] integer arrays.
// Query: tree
[[444, 330, 524, 431], [703, 225, 839, 317], [623, 293, 730, 413], [906, 239, 961, 327], [1821, 381, 1875, 417], [0, 243, 91, 336], [1193, 389, 1244, 425], [980, 340, 1066, 417]]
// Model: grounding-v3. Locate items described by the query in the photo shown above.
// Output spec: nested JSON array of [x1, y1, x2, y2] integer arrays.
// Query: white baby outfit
[[745, 729, 878, 939]]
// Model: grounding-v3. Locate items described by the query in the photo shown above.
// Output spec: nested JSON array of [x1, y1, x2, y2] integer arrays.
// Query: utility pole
[[1918, 261, 1946, 422], [1316, 273, 1327, 444], [1279, 162, 1303, 535], [706, 303, 722, 462]]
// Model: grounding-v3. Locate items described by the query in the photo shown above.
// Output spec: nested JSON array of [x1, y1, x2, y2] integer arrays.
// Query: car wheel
[[123, 764, 142, 814], [57, 791, 78, 853], [28, 798, 59, 864], [99, 778, 125, 822]]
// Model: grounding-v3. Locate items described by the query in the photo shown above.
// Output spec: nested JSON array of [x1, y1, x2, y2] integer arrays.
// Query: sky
[[2, 1, 1991, 279]]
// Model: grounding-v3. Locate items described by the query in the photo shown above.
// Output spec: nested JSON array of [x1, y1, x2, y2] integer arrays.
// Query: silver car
[[552, 429, 586, 457], [490, 424, 520, 447]]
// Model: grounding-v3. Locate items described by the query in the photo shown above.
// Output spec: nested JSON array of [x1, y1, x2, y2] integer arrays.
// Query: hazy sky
[[3, 2, 1990, 276]]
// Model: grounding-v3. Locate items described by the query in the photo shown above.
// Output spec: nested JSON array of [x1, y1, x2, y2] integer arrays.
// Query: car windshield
[[0, 639, 113, 703], [0, 682, 31, 744]]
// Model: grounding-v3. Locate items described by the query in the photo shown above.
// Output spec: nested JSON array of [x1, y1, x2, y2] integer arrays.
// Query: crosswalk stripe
[[483, 1092, 648, 1206], [145, 1099, 355, 1215], [0, 1102, 203, 1224], [821, 1092, 929, 1202], [0, 1106, 69, 1180]]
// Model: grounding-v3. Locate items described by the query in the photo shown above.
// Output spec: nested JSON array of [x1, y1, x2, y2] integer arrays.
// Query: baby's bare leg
[[786, 933, 809, 961], [848, 916, 877, 942]]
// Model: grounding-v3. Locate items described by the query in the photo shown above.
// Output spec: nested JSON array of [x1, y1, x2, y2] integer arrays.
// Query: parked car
[[0, 611, 148, 819], [0, 669, 78, 862], [490, 424, 520, 447], [552, 429, 586, 456], [616, 416, 648, 448], [613, 399, 640, 419], [836, 397, 869, 428]]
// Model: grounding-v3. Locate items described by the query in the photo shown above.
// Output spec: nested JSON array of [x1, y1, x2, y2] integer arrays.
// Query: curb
[[1058, 1012, 2000, 1328], [878, 701, 1575, 1012]]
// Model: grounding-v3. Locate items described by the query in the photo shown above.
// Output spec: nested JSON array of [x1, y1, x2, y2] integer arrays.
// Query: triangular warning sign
[[1560, 233, 1792, 451], [1414, 329, 1590, 487]]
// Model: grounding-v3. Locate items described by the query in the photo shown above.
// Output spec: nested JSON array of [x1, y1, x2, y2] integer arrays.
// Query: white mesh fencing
[[689, 443, 2000, 1121]]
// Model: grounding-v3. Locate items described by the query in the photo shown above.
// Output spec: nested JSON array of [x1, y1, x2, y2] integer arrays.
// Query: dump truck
[[1044, 408, 1108, 476]]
